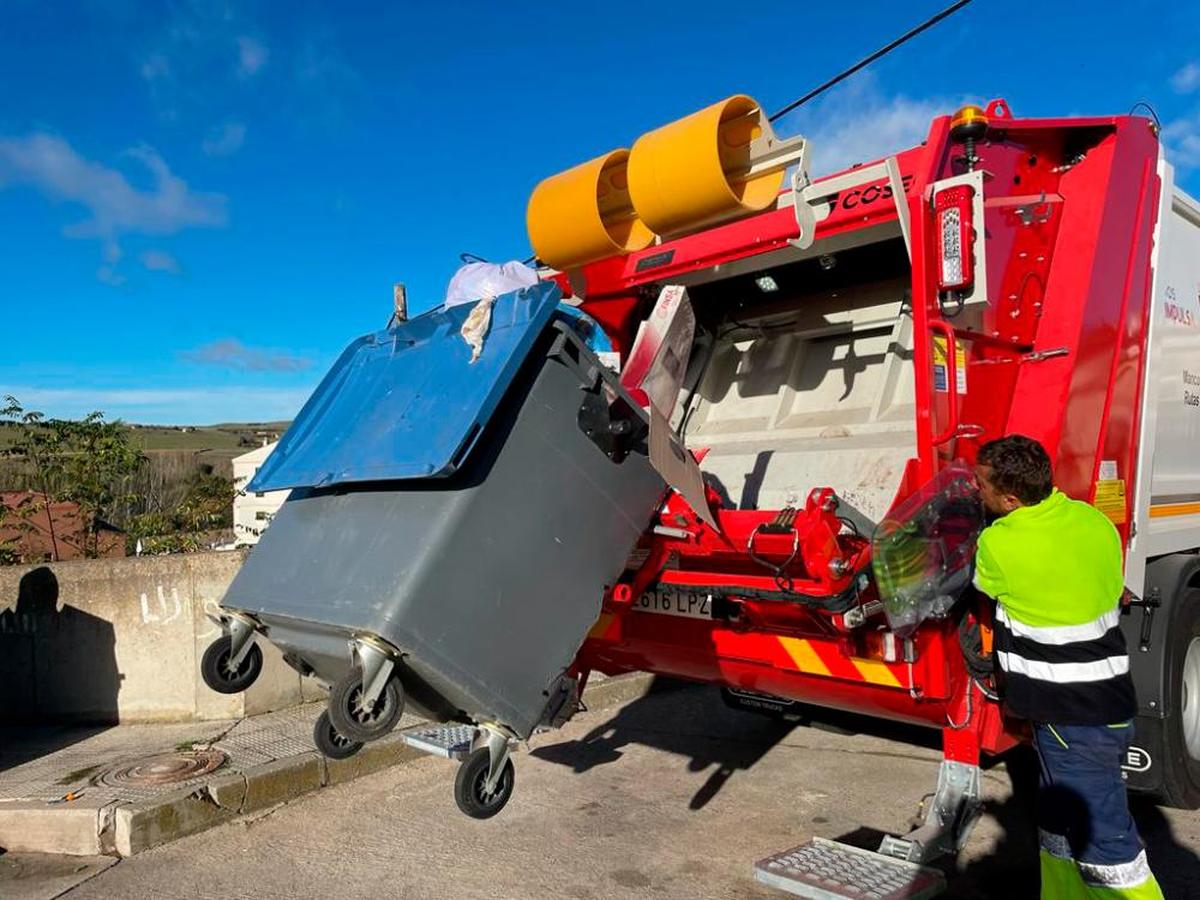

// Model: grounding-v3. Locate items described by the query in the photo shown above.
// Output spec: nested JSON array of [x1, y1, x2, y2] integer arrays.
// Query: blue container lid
[[249, 281, 561, 492]]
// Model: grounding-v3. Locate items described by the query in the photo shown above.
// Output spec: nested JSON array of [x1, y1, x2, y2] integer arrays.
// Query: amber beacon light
[[949, 104, 989, 140], [949, 104, 989, 171]]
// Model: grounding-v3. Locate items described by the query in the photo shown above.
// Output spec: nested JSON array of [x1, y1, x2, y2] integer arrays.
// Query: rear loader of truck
[[520, 97, 1200, 894]]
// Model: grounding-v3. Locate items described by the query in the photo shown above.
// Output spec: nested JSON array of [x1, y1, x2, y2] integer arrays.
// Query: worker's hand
[[1119, 587, 1138, 608]]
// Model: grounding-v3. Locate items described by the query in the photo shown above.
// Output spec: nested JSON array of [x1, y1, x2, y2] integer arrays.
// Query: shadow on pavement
[[535, 677, 942, 811], [538, 677, 1200, 898], [535, 678, 791, 810], [937, 744, 1040, 899], [0, 567, 120, 772], [1127, 798, 1200, 900]]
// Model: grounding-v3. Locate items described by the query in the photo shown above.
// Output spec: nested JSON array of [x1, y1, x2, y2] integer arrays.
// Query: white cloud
[[1172, 63, 1200, 94], [0, 133, 227, 235], [0, 386, 312, 426], [0, 132, 226, 283], [138, 9, 268, 117], [202, 121, 246, 156], [1164, 112, 1200, 169], [776, 77, 957, 176], [181, 339, 312, 373], [141, 249, 182, 275], [237, 36, 268, 77]]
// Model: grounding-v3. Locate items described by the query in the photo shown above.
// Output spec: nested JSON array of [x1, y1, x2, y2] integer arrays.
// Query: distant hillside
[[0, 421, 291, 454], [125, 421, 292, 452]]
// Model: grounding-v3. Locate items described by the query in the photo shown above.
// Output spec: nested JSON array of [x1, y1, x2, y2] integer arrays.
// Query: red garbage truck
[[523, 96, 1200, 893]]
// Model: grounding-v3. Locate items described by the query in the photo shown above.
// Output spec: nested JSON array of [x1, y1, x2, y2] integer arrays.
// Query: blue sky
[[3, 1, 1199, 425]]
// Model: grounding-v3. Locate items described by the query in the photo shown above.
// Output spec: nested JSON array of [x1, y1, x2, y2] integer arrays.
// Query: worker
[[972, 435, 1163, 900]]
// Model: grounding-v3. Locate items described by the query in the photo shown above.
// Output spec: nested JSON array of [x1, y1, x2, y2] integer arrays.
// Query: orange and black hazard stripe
[[710, 629, 910, 690], [774, 636, 908, 689], [586, 613, 909, 691]]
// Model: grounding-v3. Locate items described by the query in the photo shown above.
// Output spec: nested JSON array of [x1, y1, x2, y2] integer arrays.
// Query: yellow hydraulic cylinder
[[525, 149, 654, 271], [627, 95, 786, 236]]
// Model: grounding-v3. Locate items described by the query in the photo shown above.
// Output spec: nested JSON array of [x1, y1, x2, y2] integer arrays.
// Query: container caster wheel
[[200, 635, 263, 694], [313, 710, 363, 760], [454, 747, 515, 819], [327, 669, 405, 743]]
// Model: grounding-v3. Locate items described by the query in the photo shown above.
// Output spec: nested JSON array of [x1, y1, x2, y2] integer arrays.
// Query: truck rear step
[[754, 838, 945, 899]]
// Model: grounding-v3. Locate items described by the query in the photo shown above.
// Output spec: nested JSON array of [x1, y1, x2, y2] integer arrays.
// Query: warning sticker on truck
[[933, 337, 966, 394], [1093, 478, 1128, 524]]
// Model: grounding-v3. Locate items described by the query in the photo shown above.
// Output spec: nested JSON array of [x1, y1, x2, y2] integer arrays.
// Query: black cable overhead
[[767, 0, 976, 123]]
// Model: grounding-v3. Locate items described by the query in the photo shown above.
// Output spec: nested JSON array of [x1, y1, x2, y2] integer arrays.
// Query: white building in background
[[232, 442, 290, 546]]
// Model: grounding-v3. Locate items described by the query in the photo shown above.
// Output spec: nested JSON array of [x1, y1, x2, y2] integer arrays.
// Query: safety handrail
[[928, 319, 960, 446]]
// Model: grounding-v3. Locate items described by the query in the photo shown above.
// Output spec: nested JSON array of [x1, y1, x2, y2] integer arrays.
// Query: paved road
[[48, 681, 1200, 898]]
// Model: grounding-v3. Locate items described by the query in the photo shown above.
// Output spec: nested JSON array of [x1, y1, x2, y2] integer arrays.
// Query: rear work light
[[935, 185, 975, 292]]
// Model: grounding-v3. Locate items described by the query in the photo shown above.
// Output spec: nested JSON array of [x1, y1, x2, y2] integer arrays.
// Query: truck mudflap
[[1122, 716, 1159, 793]]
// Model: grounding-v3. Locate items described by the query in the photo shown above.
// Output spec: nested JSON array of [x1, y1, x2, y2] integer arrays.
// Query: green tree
[[125, 470, 236, 555], [173, 471, 236, 533], [1, 396, 146, 560]]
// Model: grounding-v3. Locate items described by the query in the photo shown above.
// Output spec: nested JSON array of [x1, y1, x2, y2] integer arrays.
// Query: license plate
[[633, 588, 712, 619]]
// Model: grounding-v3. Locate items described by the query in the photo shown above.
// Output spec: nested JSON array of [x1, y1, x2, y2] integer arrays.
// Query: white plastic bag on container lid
[[445, 261, 539, 308]]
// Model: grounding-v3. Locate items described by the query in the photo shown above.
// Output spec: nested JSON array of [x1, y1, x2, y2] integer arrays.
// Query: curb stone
[[113, 787, 235, 857], [322, 733, 425, 787], [204, 771, 249, 811], [240, 753, 323, 814], [0, 801, 107, 856]]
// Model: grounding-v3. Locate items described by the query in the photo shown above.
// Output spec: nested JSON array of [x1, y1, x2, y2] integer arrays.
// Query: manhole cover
[[98, 749, 227, 787]]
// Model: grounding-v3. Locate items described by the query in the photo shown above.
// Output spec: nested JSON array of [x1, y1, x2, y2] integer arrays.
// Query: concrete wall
[[0, 551, 321, 724]]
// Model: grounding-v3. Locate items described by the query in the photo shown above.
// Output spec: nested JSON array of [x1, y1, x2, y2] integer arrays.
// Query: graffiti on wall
[[139, 584, 183, 625]]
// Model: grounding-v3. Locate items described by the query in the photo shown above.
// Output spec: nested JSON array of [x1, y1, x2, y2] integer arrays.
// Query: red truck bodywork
[[555, 100, 1163, 768]]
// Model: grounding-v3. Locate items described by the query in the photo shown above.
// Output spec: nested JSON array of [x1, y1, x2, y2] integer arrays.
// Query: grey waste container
[[219, 321, 664, 739]]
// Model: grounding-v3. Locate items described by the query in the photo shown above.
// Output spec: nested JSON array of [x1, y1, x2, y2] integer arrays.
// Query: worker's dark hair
[[977, 435, 1053, 505]]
